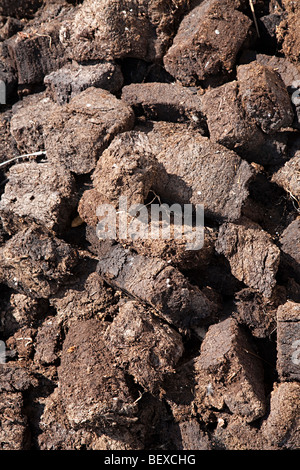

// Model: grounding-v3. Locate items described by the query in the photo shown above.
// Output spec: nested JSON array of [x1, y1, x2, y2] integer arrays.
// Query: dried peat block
[[215, 219, 280, 298], [10, 92, 60, 154], [60, 0, 189, 63], [276, 0, 300, 65], [200, 77, 290, 164], [44, 61, 124, 105], [83, 221, 216, 273], [6, 326, 36, 362], [104, 300, 184, 393], [212, 415, 265, 450], [0, 363, 37, 450], [121, 82, 206, 127], [0, 0, 42, 19], [0, 362, 36, 392], [43, 87, 135, 174], [0, 292, 48, 336], [37, 387, 143, 450], [201, 80, 262, 152], [119, 226, 217, 272], [262, 382, 300, 449], [176, 421, 212, 450], [233, 288, 277, 338], [194, 317, 266, 423], [255, 53, 300, 88], [276, 301, 300, 381], [0, 226, 78, 298], [271, 155, 300, 199], [0, 391, 29, 450], [33, 316, 62, 366], [279, 219, 300, 283], [90, 130, 158, 209], [236, 62, 294, 134], [49, 256, 116, 325], [58, 319, 139, 428], [96, 242, 218, 330], [163, 0, 252, 86], [0, 160, 77, 236], [145, 122, 254, 223]]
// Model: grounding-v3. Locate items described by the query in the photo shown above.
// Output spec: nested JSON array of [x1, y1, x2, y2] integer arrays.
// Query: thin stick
[[249, 0, 260, 38], [0, 151, 47, 169]]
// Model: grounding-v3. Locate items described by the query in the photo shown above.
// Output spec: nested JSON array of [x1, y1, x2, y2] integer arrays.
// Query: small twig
[[145, 190, 162, 207], [0, 151, 47, 170], [249, 0, 260, 38]]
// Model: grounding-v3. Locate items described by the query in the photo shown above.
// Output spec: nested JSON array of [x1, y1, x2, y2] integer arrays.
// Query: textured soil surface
[[0, 0, 299, 450]]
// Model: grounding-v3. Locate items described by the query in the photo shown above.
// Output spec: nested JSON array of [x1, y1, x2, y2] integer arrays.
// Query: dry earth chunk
[[6, 11, 69, 85], [163, 0, 252, 86], [61, 0, 189, 63], [0, 364, 36, 450], [6, 326, 36, 361], [38, 388, 143, 450], [201, 80, 263, 153], [276, 0, 300, 65], [0, 363, 36, 392], [119, 226, 217, 272], [44, 61, 124, 105], [262, 382, 300, 449], [201, 78, 290, 164], [145, 122, 254, 223], [97, 242, 218, 330], [255, 53, 299, 88], [10, 93, 60, 154], [44, 87, 135, 174], [90, 130, 158, 208], [83, 218, 216, 273], [255, 53, 300, 129], [233, 288, 277, 338], [121, 82, 206, 127], [0, 226, 78, 298], [212, 415, 264, 450], [194, 317, 266, 422], [0, 391, 29, 450], [236, 61, 294, 134], [49, 256, 116, 325], [34, 316, 62, 366], [104, 300, 184, 393], [276, 301, 300, 381], [78, 130, 159, 234], [0, 293, 48, 336], [271, 155, 300, 200], [215, 219, 281, 298], [0, 161, 77, 236], [58, 319, 139, 428], [279, 219, 300, 283]]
